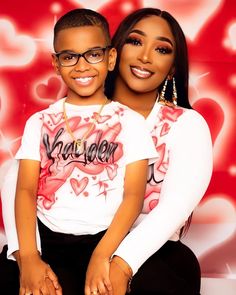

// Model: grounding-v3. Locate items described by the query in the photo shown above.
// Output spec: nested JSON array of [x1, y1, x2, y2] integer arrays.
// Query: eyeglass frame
[[54, 46, 112, 67]]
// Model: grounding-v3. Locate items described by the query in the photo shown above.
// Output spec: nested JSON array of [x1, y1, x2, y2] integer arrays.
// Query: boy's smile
[[52, 26, 116, 105]]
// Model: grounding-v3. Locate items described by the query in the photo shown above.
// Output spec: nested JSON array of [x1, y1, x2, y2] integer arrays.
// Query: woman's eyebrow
[[156, 36, 174, 47], [129, 29, 174, 46]]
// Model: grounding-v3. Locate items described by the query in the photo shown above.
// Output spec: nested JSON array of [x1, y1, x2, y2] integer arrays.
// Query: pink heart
[[160, 122, 170, 136], [106, 164, 118, 180], [95, 114, 111, 123], [48, 113, 64, 126], [193, 98, 224, 145], [161, 107, 184, 122], [36, 77, 62, 100], [70, 177, 89, 196], [0, 19, 36, 67]]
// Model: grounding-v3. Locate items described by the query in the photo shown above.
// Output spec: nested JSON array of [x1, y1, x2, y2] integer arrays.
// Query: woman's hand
[[109, 256, 132, 295], [19, 253, 62, 295], [85, 253, 112, 295]]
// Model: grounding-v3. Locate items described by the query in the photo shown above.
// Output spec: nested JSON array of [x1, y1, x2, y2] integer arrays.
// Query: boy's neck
[[65, 94, 108, 106]]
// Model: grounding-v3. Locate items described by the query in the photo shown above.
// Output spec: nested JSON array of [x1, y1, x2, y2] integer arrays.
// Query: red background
[[0, 0, 235, 279]]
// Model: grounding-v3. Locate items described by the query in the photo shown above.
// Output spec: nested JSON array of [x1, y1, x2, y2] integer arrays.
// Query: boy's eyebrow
[[129, 29, 174, 46], [56, 46, 107, 54], [87, 46, 108, 50]]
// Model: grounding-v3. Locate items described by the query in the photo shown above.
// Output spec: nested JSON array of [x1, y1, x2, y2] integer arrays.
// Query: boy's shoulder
[[40, 98, 64, 114], [25, 98, 64, 124]]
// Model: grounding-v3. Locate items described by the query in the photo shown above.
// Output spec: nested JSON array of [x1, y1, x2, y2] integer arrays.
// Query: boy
[[0, 8, 157, 295]]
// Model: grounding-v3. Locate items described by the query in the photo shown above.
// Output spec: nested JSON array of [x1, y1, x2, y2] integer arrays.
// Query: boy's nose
[[74, 56, 90, 71]]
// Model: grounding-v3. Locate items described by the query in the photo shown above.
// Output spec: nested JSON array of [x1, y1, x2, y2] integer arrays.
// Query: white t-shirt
[[14, 98, 157, 235]]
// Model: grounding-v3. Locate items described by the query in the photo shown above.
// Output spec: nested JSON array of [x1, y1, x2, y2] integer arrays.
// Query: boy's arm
[[15, 159, 61, 295], [15, 159, 40, 259], [85, 159, 148, 295]]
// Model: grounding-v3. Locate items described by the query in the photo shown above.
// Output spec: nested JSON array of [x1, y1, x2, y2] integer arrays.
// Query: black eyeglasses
[[54, 46, 111, 67]]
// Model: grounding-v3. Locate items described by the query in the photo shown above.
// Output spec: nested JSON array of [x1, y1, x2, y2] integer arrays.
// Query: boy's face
[[52, 26, 116, 104]]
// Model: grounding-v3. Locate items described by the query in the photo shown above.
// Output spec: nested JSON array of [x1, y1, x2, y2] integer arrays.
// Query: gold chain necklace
[[63, 97, 109, 152]]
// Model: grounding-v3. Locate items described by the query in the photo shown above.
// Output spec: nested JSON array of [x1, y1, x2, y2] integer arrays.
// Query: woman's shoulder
[[168, 106, 212, 143], [175, 107, 209, 129]]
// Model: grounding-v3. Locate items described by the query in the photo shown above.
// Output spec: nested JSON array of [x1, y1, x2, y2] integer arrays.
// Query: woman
[[106, 8, 213, 295]]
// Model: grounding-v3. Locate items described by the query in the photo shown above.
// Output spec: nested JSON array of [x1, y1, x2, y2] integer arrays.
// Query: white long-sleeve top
[[1, 102, 213, 270], [114, 102, 213, 274]]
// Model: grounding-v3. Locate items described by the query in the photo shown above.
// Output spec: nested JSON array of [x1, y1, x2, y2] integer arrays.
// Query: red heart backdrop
[[0, 0, 235, 280]]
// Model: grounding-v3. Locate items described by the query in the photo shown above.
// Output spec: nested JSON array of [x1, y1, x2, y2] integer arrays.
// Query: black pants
[[0, 222, 200, 295], [129, 240, 201, 295]]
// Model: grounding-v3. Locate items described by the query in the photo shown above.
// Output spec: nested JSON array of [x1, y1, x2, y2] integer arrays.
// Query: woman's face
[[118, 15, 175, 95]]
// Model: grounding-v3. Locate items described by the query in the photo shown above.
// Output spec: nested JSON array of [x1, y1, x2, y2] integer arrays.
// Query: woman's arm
[[113, 110, 213, 275], [1, 159, 42, 261], [85, 159, 148, 295]]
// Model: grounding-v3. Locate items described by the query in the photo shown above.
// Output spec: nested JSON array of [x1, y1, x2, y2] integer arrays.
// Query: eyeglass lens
[[58, 48, 106, 66]]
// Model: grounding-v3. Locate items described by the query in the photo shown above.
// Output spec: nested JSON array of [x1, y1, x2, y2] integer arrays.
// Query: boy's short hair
[[53, 8, 111, 47]]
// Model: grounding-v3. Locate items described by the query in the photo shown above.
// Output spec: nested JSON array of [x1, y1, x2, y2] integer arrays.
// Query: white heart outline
[[0, 19, 36, 67]]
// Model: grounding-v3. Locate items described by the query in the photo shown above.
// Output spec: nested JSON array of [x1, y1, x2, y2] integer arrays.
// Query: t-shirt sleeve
[[15, 112, 42, 161], [114, 110, 213, 274], [122, 112, 158, 165]]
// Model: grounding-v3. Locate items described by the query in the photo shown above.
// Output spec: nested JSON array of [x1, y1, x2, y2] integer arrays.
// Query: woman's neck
[[113, 78, 158, 118]]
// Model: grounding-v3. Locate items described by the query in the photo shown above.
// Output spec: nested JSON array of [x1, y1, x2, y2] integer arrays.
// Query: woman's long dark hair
[[105, 7, 191, 109], [105, 8, 193, 236]]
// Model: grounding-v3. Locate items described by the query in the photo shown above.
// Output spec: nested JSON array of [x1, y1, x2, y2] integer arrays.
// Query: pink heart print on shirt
[[106, 164, 118, 180], [70, 177, 89, 196], [160, 122, 171, 136], [161, 107, 184, 122]]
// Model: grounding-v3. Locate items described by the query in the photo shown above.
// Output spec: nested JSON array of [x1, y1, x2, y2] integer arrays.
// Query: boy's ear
[[51, 53, 61, 75], [108, 48, 117, 72]]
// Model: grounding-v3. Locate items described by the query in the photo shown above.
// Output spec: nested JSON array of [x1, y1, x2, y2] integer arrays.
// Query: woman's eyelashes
[[125, 36, 173, 55], [125, 36, 141, 46], [156, 46, 173, 54]]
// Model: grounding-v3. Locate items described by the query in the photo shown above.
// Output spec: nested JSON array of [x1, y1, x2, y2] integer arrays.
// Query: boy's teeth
[[76, 77, 92, 82]]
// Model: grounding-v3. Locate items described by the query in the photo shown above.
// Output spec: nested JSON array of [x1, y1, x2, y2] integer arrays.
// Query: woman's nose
[[137, 46, 152, 64]]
